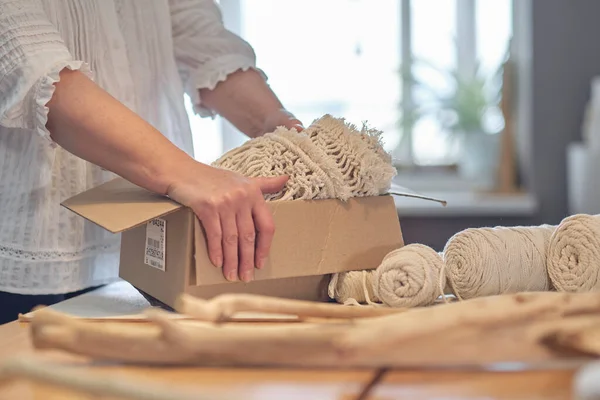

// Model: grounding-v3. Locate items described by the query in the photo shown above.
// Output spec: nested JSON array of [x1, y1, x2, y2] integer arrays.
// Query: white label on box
[[144, 218, 166, 271]]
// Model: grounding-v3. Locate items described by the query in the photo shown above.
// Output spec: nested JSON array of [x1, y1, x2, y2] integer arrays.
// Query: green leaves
[[397, 57, 504, 136]]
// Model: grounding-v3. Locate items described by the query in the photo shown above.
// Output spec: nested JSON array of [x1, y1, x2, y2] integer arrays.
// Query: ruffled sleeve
[[168, 0, 266, 117], [0, 0, 92, 144]]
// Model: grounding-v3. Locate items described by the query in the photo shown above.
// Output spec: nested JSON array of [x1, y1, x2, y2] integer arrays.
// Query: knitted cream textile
[[212, 115, 397, 200]]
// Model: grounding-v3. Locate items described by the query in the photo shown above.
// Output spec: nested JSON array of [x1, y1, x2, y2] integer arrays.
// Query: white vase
[[567, 142, 600, 215], [457, 132, 500, 190]]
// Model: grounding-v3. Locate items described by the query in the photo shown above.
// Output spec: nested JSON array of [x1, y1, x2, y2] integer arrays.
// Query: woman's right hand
[[45, 69, 285, 283], [167, 162, 288, 283]]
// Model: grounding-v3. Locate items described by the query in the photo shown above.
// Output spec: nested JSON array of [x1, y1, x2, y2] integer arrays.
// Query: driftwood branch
[[0, 357, 218, 400], [30, 307, 353, 366], [175, 293, 403, 322], [542, 322, 600, 357], [339, 290, 600, 352], [25, 292, 600, 368]]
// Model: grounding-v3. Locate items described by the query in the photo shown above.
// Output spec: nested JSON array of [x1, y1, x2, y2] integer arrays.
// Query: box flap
[[61, 178, 182, 233]]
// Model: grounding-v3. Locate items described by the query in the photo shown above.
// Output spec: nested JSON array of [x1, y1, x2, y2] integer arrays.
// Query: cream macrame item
[[303, 115, 396, 198], [212, 114, 397, 201]]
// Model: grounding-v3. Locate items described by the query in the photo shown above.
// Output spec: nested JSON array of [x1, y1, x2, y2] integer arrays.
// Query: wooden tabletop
[[0, 319, 579, 400]]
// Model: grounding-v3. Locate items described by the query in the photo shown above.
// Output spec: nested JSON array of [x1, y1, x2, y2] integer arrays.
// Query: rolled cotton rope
[[328, 270, 380, 305], [547, 214, 600, 292], [443, 224, 555, 300], [328, 244, 446, 308], [374, 244, 446, 307]]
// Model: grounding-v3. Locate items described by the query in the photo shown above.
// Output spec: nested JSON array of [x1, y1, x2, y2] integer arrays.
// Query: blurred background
[[188, 0, 600, 250]]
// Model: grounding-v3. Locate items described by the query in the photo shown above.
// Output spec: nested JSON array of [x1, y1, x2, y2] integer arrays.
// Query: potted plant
[[397, 58, 505, 187]]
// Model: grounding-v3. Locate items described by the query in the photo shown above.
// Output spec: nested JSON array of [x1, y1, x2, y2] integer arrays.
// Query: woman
[[0, 0, 302, 323]]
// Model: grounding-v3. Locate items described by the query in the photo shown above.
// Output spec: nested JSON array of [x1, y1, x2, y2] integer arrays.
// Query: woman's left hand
[[262, 109, 304, 134]]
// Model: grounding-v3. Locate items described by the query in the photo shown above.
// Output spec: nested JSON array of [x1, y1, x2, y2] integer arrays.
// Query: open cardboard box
[[62, 178, 445, 308]]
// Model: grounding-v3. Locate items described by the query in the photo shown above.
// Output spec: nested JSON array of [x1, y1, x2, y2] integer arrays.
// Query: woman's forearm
[[46, 69, 197, 195], [44, 67, 288, 282], [199, 68, 288, 138]]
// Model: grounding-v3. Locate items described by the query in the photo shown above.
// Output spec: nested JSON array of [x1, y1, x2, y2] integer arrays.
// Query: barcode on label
[[147, 238, 160, 249], [144, 218, 166, 271]]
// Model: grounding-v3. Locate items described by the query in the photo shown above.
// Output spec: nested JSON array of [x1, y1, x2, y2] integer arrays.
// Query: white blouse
[[0, 0, 259, 294]]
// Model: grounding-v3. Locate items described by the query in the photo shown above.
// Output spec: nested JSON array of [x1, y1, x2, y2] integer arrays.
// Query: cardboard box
[[62, 178, 406, 307]]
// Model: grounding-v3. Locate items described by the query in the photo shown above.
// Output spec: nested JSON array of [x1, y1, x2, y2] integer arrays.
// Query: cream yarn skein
[[328, 270, 380, 305], [547, 214, 600, 292], [443, 225, 554, 300], [329, 244, 444, 308], [373, 244, 445, 307]]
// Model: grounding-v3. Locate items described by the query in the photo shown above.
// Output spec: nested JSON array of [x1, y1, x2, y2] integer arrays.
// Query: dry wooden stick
[[0, 357, 218, 400], [339, 291, 600, 353], [18, 310, 196, 323], [25, 291, 600, 368], [30, 307, 357, 367], [175, 293, 403, 322], [542, 322, 600, 357]]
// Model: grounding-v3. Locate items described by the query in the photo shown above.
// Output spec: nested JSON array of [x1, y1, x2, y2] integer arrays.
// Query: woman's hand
[[167, 163, 288, 282], [262, 108, 304, 134], [47, 69, 286, 284]]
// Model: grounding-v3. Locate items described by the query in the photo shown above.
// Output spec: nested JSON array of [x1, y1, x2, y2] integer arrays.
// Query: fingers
[[262, 109, 304, 133], [220, 212, 239, 282], [254, 175, 289, 194], [281, 115, 304, 131], [193, 175, 280, 283], [278, 110, 304, 131], [197, 210, 223, 269], [197, 204, 256, 283], [236, 208, 256, 282], [286, 118, 304, 132], [253, 201, 275, 269]]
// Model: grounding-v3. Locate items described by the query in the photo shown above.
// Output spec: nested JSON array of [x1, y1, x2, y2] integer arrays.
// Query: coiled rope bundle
[[547, 214, 600, 293], [328, 244, 445, 307], [331, 224, 557, 307], [443, 224, 554, 300]]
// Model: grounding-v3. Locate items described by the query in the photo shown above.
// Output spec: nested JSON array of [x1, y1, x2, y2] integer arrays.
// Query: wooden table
[[0, 283, 581, 400]]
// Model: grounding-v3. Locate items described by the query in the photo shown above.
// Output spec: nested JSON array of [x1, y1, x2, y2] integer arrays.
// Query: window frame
[[219, 0, 484, 165]]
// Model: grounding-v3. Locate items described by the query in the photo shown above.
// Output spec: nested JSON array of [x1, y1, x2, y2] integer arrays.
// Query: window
[[188, 0, 513, 175]]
